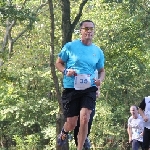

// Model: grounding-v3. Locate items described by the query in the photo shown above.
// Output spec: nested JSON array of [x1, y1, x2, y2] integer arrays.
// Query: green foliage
[[0, 35, 58, 148], [13, 134, 40, 150], [0, 6, 35, 22], [0, 2, 37, 27], [0, 66, 58, 147]]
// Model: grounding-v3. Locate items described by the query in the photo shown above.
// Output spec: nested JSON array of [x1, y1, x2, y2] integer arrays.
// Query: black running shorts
[[61, 86, 97, 118]]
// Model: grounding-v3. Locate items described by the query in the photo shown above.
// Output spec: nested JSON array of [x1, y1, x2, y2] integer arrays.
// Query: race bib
[[74, 74, 91, 90]]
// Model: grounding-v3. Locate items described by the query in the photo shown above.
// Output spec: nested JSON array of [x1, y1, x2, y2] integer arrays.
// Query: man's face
[[130, 106, 138, 117], [80, 22, 94, 40]]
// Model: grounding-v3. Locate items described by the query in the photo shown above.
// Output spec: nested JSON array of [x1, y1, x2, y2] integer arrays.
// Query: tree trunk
[[48, 0, 69, 150], [48, 0, 89, 149]]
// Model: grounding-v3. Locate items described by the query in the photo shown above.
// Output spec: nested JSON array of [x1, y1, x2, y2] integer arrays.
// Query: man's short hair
[[131, 105, 138, 110], [79, 20, 95, 27]]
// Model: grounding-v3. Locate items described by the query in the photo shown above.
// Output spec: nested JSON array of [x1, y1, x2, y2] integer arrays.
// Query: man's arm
[[95, 68, 105, 87], [127, 126, 132, 143], [96, 68, 105, 98], [139, 98, 149, 122], [55, 57, 65, 73], [55, 57, 76, 76], [98, 68, 105, 83], [138, 108, 145, 118], [139, 108, 149, 122]]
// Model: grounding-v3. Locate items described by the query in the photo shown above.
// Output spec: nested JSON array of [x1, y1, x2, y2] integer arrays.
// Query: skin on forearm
[[138, 108, 145, 118], [139, 108, 149, 122], [127, 127, 132, 142], [127, 127, 132, 137], [98, 68, 105, 82], [94, 68, 105, 87], [55, 57, 65, 73]]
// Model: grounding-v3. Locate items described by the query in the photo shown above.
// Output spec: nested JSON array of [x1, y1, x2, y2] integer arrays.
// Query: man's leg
[[58, 88, 80, 146], [132, 139, 140, 150], [77, 108, 91, 150], [74, 117, 80, 146], [57, 116, 78, 146], [87, 109, 95, 136], [74, 108, 95, 147]]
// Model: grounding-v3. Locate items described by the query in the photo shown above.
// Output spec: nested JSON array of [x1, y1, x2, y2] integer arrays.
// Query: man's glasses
[[81, 27, 94, 31]]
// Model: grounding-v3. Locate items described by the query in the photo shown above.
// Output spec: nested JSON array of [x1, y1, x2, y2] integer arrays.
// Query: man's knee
[[68, 125, 76, 131], [80, 114, 90, 125], [66, 117, 78, 131]]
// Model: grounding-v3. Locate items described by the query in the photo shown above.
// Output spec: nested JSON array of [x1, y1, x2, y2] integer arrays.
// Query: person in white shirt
[[127, 105, 144, 150], [139, 96, 150, 150]]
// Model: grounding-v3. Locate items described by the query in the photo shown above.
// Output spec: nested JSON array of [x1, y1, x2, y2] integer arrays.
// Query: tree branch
[[13, 1, 48, 42], [48, 0, 62, 105], [1, 1, 48, 57], [1, 19, 16, 52], [35, 1, 48, 14], [71, 0, 89, 31]]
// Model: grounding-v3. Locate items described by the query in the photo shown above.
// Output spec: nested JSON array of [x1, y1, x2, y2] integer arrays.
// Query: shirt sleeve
[[128, 118, 131, 127], [58, 43, 70, 62], [139, 98, 146, 110]]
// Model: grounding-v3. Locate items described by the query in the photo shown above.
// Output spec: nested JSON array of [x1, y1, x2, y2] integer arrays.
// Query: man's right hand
[[143, 115, 149, 122], [65, 69, 76, 76]]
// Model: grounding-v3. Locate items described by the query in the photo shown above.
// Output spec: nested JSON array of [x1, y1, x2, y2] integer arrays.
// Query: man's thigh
[[61, 88, 81, 117]]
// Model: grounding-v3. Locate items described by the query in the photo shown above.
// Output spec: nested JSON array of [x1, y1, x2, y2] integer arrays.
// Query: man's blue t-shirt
[[58, 39, 105, 88]]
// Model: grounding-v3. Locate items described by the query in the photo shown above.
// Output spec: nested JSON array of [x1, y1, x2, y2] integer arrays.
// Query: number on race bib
[[74, 74, 91, 90]]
